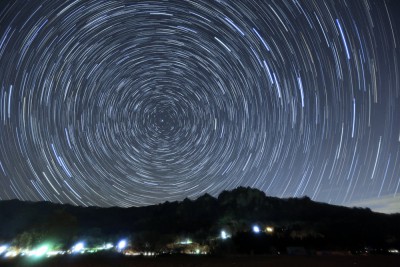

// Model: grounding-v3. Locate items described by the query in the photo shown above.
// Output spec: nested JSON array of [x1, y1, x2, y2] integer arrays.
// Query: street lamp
[[252, 225, 260, 233]]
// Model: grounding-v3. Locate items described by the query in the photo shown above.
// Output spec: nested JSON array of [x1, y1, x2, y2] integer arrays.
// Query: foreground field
[[1, 254, 399, 267]]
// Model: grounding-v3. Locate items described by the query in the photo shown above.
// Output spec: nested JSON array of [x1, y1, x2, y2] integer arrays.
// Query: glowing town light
[[252, 225, 260, 233], [4, 251, 18, 258], [266, 226, 274, 233], [34, 245, 49, 257], [104, 243, 113, 249], [117, 240, 127, 250], [72, 242, 85, 253], [221, 230, 228, 240], [47, 251, 64, 257], [0, 245, 7, 254], [179, 239, 192, 245]]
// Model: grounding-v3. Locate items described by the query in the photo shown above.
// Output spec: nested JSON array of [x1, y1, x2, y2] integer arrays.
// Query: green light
[[33, 244, 49, 257]]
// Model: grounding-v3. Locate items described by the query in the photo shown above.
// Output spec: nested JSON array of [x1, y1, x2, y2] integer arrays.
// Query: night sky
[[0, 0, 399, 213]]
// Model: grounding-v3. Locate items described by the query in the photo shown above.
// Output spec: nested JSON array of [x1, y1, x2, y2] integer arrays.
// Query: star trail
[[0, 0, 399, 212]]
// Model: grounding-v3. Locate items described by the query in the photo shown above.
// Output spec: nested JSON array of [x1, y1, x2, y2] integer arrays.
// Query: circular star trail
[[0, 0, 399, 210]]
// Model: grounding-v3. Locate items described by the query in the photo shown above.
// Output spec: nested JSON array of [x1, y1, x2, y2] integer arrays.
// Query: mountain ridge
[[1, 187, 399, 251]]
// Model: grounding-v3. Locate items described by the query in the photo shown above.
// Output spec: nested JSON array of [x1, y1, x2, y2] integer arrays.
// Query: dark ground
[[1, 254, 399, 267]]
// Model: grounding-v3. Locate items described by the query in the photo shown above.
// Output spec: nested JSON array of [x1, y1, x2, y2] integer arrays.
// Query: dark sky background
[[0, 0, 400, 213]]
